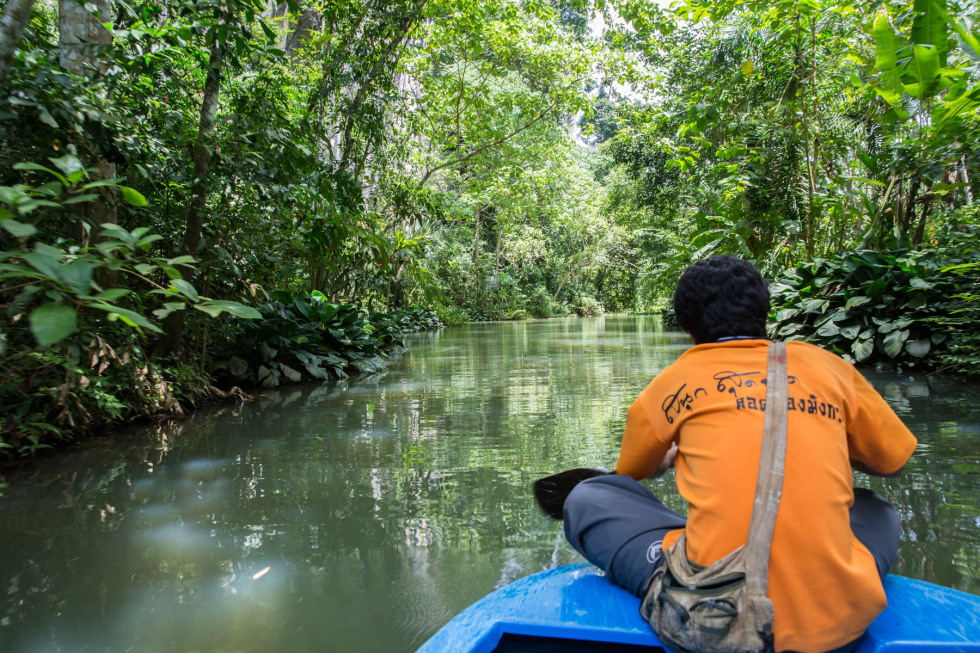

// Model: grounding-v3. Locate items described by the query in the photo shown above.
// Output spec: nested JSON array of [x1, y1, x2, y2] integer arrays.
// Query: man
[[563, 255, 917, 653]]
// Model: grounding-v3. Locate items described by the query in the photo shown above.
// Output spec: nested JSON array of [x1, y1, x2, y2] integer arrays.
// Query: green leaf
[[801, 298, 828, 314], [952, 18, 980, 64], [840, 324, 863, 339], [865, 278, 888, 297], [165, 255, 196, 267], [911, 0, 948, 63], [93, 304, 163, 334], [882, 329, 910, 358], [61, 193, 100, 205], [99, 223, 132, 241], [194, 300, 261, 319], [136, 233, 163, 250], [21, 249, 64, 283], [1, 219, 37, 238], [845, 296, 872, 310], [50, 155, 86, 182], [904, 339, 931, 357], [302, 362, 329, 380], [842, 177, 886, 187], [228, 356, 249, 377], [92, 288, 131, 301], [170, 279, 199, 301], [152, 302, 185, 320], [280, 363, 302, 383], [873, 8, 905, 106], [60, 259, 95, 294], [13, 162, 68, 186], [260, 20, 277, 43], [852, 338, 874, 362], [817, 321, 841, 337], [259, 341, 277, 362], [30, 303, 77, 346], [118, 186, 148, 207], [38, 106, 58, 128], [906, 44, 942, 99], [81, 178, 124, 190]]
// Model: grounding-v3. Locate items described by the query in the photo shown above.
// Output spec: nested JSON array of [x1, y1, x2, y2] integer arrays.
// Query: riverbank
[[0, 301, 443, 459], [6, 280, 979, 462]]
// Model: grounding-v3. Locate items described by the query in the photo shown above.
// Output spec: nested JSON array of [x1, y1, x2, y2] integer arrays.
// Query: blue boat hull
[[418, 563, 980, 652]]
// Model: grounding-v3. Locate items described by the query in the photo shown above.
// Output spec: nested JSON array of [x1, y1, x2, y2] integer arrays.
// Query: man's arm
[[846, 366, 917, 478], [651, 442, 679, 479], [616, 398, 675, 480]]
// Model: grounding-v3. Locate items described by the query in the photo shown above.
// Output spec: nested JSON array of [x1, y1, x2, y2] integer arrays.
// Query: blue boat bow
[[418, 563, 980, 652]]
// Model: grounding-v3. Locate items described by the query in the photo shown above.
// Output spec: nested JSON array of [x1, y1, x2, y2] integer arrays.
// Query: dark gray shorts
[[563, 475, 900, 598]]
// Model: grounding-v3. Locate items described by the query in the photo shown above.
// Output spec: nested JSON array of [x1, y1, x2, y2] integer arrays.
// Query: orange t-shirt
[[616, 339, 917, 653]]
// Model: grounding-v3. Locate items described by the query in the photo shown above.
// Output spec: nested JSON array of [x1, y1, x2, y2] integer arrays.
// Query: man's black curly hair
[[673, 255, 770, 344]]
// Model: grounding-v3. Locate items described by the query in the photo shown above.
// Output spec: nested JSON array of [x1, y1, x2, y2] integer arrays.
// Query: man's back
[[618, 339, 917, 652]]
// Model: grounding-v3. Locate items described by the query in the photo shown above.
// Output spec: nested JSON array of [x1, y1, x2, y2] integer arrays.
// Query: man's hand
[[651, 442, 679, 479]]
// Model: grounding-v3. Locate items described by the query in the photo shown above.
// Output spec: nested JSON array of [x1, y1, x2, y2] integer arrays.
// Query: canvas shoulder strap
[[744, 341, 789, 599]]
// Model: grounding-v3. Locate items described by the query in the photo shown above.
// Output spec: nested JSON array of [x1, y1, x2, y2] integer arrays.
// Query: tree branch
[[416, 97, 562, 189]]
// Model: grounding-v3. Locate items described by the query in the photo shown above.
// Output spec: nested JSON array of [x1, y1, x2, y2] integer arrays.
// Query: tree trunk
[[795, 15, 816, 259], [0, 0, 35, 89], [912, 197, 932, 246], [961, 157, 974, 205], [184, 35, 224, 257], [941, 165, 958, 210], [156, 21, 226, 357], [472, 205, 482, 267], [59, 0, 116, 234]]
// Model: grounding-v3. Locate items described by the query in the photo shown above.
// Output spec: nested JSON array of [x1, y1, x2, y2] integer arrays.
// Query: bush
[[574, 296, 605, 317], [769, 246, 979, 372], [433, 301, 467, 327], [465, 305, 500, 321], [527, 286, 554, 318], [377, 306, 444, 333], [0, 335, 210, 457], [213, 292, 388, 387], [212, 294, 443, 388]]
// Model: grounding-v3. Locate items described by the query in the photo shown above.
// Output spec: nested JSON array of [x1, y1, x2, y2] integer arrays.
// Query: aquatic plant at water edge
[[212, 292, 442, 388]]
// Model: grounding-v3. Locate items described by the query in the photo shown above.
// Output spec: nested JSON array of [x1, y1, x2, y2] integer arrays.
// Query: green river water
[[1, 316, 978, 652]]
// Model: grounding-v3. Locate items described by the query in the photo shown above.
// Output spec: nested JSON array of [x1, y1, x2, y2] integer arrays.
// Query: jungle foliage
[[770, 218, 980, 373], [602, 0, 980, 370], [212, 293, 441, 389], [1, 0, 978, 455]]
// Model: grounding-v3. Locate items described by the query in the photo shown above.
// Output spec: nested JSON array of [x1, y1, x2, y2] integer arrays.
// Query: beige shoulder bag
[[640, 341, 788, 653]]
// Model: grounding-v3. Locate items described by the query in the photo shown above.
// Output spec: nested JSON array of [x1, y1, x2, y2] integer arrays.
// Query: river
[[1, 316, 978, 652]]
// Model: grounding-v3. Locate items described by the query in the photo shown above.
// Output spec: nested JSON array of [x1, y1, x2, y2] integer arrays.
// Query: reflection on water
[[0, 316, 978, 652]]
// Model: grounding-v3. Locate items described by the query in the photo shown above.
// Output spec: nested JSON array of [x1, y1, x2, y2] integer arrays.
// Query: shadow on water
[[0, 316, 977, 652]]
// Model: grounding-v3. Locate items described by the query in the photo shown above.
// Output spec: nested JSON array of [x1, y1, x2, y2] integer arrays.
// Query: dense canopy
[[1, 0, 978, 454]]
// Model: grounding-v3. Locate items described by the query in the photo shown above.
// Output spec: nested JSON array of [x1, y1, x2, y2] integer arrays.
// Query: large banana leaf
[[874, 9, 905, 106], [951, 16, 980, 65], [905, 44, 942, 99], [911, 0, 948, 65]]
